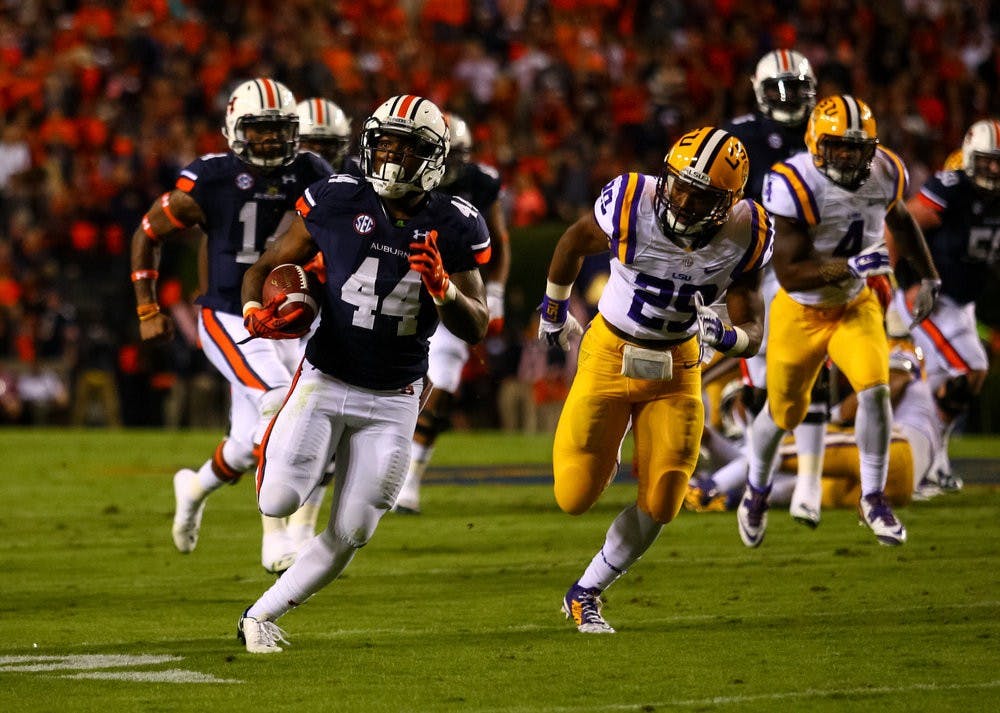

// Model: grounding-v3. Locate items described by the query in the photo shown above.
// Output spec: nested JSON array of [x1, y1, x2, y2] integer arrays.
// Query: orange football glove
[[243, 293, 309, 339], [409, 230, 451, 301]]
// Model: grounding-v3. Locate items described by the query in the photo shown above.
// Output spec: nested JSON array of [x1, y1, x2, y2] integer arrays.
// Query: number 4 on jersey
[[341, 256, 422, 335]]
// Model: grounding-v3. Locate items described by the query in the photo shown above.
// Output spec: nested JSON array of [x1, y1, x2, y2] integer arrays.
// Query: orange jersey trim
[[256, 360, 304, 495], [200, 307, 268, 391], [175, 176, 195, 193]]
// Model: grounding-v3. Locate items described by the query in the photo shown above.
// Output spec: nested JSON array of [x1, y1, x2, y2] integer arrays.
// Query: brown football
[[262, 263, 318, 329]]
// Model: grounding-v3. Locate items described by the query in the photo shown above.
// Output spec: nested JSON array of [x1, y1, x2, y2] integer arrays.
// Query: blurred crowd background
[[1, 0, 999, 430]]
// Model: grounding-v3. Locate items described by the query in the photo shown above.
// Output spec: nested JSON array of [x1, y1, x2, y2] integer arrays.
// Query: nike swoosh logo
[[704, 266, 724, 275]]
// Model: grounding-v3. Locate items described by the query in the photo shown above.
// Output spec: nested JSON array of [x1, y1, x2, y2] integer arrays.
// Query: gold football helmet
[[654, 127, 749, 248], [805, 95, 878, 190]]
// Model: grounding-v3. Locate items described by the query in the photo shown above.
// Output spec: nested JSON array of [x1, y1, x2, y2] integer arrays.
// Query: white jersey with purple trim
[[763, 146, 908, 308], [593, 172, 773, 342]]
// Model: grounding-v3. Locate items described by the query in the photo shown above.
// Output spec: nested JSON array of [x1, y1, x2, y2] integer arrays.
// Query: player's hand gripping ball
[[260, 263, 318, 334]]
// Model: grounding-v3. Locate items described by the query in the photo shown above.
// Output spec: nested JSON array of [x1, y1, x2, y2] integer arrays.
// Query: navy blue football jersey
[[177, 151, 333, 315], [439, 162, 502, 214], [724, 112, 807, 203], [296, 174, 491, 389], [910, 170, 1000, 304]]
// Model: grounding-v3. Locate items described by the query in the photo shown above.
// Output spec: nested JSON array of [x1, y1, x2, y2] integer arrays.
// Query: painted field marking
[[0, 654, 239, 684], [485, 679, 1000, 712]]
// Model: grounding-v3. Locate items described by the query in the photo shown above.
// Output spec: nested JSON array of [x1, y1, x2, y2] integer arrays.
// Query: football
[[262, 263, 318, 330]]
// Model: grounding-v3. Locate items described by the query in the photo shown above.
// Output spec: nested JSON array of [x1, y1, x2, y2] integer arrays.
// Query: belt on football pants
[[602, 316, 693, 351]]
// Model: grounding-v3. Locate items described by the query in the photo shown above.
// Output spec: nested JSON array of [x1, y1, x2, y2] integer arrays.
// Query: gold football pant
[[553, 314, 702, 524], [767, 287, 889, 431], [781, 433, 914, 507]]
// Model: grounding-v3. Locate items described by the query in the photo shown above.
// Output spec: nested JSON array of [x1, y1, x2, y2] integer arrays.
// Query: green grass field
[[1, 429, 999, 712]]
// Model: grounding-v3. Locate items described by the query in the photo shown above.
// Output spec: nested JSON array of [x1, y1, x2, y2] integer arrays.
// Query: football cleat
[[858, 491, 907, 546], [737, 484, 771, 548], [237, 608, 289, 654], [912, 476, 943, 502], [562, 582, 615, 634], [261, 528, 297, 575], [171, 468, 206, 553], [933, 469, 964, 493], [789, 500, 820, 528]]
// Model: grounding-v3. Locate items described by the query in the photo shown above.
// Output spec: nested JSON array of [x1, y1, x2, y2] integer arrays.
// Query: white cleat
[[261, 529, 297, 575], [237, 609, 289, 654], [789, 499, 821, 529], [737, 484, 770, 548], [858, 491, 907, 546], [171, 468, 205, 553]]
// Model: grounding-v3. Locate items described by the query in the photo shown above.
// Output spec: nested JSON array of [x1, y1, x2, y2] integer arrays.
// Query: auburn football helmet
[[654, 127, 749, 247], [296, 98, 352, 169], [805, 95, 878, 190], [752, 49, 817, 126], [360, 95, 450, 199], [223, 78, 299, 169], [961, 118, 1000, 193], [440, 113, 472, 187]]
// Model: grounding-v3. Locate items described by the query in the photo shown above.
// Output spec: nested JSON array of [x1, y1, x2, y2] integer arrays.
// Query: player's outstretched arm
[[538, 213, 608, 350], [130, 189, 206, 342], [721, 269, 765, 358]]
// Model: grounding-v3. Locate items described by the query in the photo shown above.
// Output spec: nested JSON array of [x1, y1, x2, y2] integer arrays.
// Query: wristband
[[242, 301, 263, 317], [432, 281, 458, 306], [540, 294, 568, 323], [486, 281, 505, 300], [545, 280, 573, 301], [137, 303, 160, 321], [721, 326, 750, 356], [131, 269, 159, 282]]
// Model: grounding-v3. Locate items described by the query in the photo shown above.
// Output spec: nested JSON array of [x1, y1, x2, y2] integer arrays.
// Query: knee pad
[[935, 375, 973, 419], [257, 479, 301, 518]]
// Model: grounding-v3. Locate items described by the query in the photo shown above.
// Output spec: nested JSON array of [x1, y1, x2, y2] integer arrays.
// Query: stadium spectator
[[0, 2, 998, 430]]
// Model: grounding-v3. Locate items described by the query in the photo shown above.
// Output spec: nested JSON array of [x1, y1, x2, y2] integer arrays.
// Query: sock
[[855, 385, 891, 496], [746, 406, 785, 491], [791, 419, 825, 509], [578, 505, 662, 592], [396, 444, 433, 508], [247, 529, 356, 622], [194, 459, 226, 497]]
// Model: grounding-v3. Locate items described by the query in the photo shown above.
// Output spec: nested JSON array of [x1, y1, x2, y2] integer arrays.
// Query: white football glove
[[909, 278, 941, 329], [538, 295, 583, 351], [846, 243, 893, 279]]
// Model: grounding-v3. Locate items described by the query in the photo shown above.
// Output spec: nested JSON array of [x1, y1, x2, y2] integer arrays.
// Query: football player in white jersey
[[738, 95, 940, 548], [539, 127, 773, 633]]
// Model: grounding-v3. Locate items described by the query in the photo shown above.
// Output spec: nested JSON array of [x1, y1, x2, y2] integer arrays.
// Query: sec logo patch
[[354, 214, 375, 235], [236, 173, 254, 190]]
